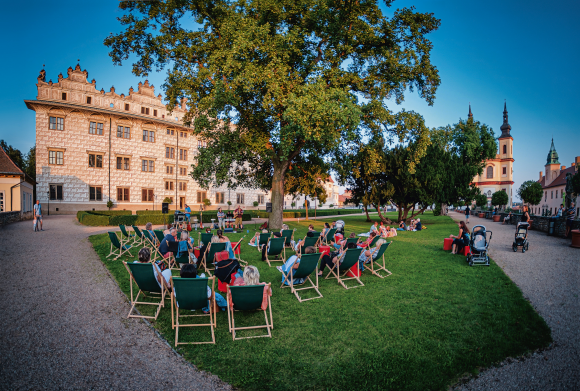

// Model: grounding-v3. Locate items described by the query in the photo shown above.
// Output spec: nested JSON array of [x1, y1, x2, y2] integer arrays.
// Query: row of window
[[486, 166, 508, 179], [545, 189, 561, 201], [48, 151, 189, 168]]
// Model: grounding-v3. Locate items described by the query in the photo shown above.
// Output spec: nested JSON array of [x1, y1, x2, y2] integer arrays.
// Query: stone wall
[[494, 212, 580, 238], [0, 211, 33, 226]]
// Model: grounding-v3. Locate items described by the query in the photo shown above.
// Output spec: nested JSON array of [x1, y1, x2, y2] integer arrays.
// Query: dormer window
[[153, 109, 157, 117], [61, 92, 67, 100], [141, 107, 150, 115], [86, 97, 92, 104], [125, 103, 130, 111]]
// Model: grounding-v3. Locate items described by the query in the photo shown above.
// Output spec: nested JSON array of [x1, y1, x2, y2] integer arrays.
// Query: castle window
[[48, 150, 64, 165], [503, 145, 507, 154], [166, 129, 174, 135], [198, 140, 207, 148], [502, 167, 507, 175], [89, 121, 103, 135], [165, 147, 175, 159], [89, 186, 102, 201], [117, 187, 130, 201], [215, 192, 224, 204], [236, 193, 245, 204], [486, 166, 493, 179], [153, 109, 157, 117], [141, 107, 150, 115], [179, 182, 187, 191], [49, 116, 64, 131], [125, 103, 130, 111], [141, 159, 154, 172], [142, 130, 155, 143], [142, 188, 154, 202], [61, 92, 67, 100], [88, 153, 103, 168], [551, 191, 553, 199], [197, 191, 207, 203], [49, 184, 63, 200], [166, 165, 174, 174], [86, 97, 92, 104], [117, 125, 130, 139], [179, 149, 188, 161], [116, 156, 130, 170], [165, 181, 174, 190], [555, 190, 558, 198], [258, 195, 265, 204]]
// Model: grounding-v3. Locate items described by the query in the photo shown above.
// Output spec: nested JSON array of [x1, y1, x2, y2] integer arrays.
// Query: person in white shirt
[[33, 200, 43, 231]]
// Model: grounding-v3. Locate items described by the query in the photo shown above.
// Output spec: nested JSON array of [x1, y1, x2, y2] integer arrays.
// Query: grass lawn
[[88, 213, 551, 390]]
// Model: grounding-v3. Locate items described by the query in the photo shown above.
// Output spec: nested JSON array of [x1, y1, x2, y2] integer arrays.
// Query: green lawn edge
[[88, 213, 551, 391]]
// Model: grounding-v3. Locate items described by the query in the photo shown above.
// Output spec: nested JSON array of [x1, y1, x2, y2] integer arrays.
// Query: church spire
[[499, 101, 512, 138], [468, 103, 473, 119], [546, 138, 560, 165]]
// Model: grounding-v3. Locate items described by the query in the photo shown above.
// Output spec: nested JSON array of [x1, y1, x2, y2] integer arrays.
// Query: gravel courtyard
[[0, 215, 230, 390]]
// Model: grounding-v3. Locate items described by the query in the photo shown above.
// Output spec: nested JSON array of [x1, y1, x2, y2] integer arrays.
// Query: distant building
[[470, 103, 515, 206], [535, 139, 580, 216], [0, 147, 35, 216]]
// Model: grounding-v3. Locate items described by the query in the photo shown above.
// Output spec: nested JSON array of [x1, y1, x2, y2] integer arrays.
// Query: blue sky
[[1, 0, 578, 200]]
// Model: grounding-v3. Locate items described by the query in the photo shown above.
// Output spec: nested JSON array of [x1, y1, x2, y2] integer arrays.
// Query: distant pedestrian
[[33, 200, 43, 231], [465, 205, 470, 224], [566, 202, 576, 238]]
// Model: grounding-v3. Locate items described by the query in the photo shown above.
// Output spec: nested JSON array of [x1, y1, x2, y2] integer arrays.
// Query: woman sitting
[[294, 231, 315, 252], [449, 221, 470, 254], [135, 247, 172, 290], [178, 232, 196, 264], [357, 231, 377, 248], [216, 229, 230, 242], [318, 242, 357, 276], [230, 265, 272, 310], [332, 232, 356, 250], [278, 246, 316, 284], [359, 239, 386, 270], [249, 231, 262, 246], [321, 222, 331, 239], [397, 221, 406, 231], [379, 222, 388, 238]]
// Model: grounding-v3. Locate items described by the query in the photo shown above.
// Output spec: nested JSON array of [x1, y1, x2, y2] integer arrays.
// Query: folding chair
[[154, 230, 165, 246], [171, 241, 192, 270], [281, 229, 296, 248], [171, 276, 216, 346], [325, 248, 364, 289], [322, 228, 337, 245], [361, 235, 380, 250], [142, 230, 164, 260], [280, 253, 323, 302], [342, 237, 360, 250], [300, 236, 319, 254], [119, 224, 135, 245], [310, 231, 322, 245], [257, 232, 271, 252], [264, 237, 286, 267], [363, 242, 393, 278], [123, 262, 169, 320], [231, 236, 247, 266], [199, 232, 213, 247], [200, 242, 226, 275], [131, 225, 145, 246], [227, 284, 273, 340], [107, 232, 133, 260]]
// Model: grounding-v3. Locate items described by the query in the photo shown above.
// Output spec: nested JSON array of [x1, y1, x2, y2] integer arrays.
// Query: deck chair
[[300, 236, 319, 254], [280, 253, 323, 302], [119, 225, 135, 245], [142, 230, 164, 260], [199, 232, 213, 247], [342, 237, 360, 250], [325, 248, 364, 289], [200, 242, 226, 275], [171, 242, 192, 270], [363, 242, 393, 278], [264, 237, 286, 267], [107, 232, 133, 260], [154, 230, 165, 246], [171, 276, 216, 346], [123, 261, 169, 320], [257, 232, 271, 252], [231, 236, 248, 266], [361, 235, 380, 250], [322, 228, 337, 245], [281, 229, 296, 248], [131, 226, 145, 246], [227, 284, 273, 340]]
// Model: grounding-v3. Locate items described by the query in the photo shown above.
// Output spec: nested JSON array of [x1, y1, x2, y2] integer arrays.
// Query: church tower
[[544, 138, 561, 186]]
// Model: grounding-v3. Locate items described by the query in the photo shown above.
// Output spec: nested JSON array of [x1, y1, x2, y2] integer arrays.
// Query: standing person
[[465, 205, 470, 224], [556, 204, 564, 217], [184, 204, 191, 223], [33, 200, 43, 231], [217, 207, 225, 230], [566, 202, 576, 238], [234, 204, 244, 230]]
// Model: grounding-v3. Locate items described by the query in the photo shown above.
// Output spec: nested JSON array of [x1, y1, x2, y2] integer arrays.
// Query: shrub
[[253, 201, 259, 207], [433, 204, 442, 216]]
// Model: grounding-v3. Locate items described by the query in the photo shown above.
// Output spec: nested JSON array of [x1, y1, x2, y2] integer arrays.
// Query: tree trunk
[[364, 205, 371, 222], [268, 161, 289, 230], [441, 203, 448, 216], [304, 200, 309, 220], [409, 206, 428, 220], [375, 204, 394, 224]]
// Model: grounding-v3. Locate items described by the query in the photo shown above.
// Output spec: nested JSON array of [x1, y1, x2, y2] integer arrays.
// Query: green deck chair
[[124, 261, 169, 320], [325, 248, 364, 289], [172, 251, 192, 270], [360, 234, 380, 250], [227, 284, 273, 340], [199, 232, 213, 247], [264, 237, 286, 267], [300, 236, 319, 254], [342, 237, 360, 250], [257, 232, 271, 252], [154, 230, 165, 245], [131, 226, 145, 246], [280, 253, 323, 302], [201, 242, 226, 275], [119, 224, 135, 245], [363, 242, 393, 278], [142, 230, 163, 260], [171, 276, 216, 346], [322, 228, 337, 245], [281, 229, 295, 248], [107, 232, 133, 260]]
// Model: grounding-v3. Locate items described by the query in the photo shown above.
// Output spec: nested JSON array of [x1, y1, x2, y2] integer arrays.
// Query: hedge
[[77, 210, 250, 226]]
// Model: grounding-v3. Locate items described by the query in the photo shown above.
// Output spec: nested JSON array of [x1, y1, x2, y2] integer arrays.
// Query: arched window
[[487, 166, 493, 178], [503, 144, 507, 154]]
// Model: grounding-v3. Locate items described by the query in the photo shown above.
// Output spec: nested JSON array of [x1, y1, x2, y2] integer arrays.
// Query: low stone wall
[[0, 212, 21, 226], [494, 213, 580, 238]]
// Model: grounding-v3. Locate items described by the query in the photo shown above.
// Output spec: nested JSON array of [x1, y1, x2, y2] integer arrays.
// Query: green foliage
[[162, 197, 173, 204], [491, 190, 509, 208], [475, 193, 488, 208], [517, 180, 543, 206], [203, 198, 211, 206], [433, 203, 442, 216], [329, 204, 334, 208], [89, 213, 551, 390], [253, 201, 259, 207], [106, 200, 114, 209], [78, 210, 252, 226], [570, 172, 580, 196]]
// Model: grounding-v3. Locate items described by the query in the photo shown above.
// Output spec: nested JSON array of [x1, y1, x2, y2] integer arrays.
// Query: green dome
[[546, 138, 560, 165]]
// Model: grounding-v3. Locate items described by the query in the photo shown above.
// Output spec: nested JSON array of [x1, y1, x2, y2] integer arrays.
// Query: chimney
[[561, 166, 566, 170], [576, 156, 580, 164], [539, 171, 543, 181], [573, 163, 576, 167]]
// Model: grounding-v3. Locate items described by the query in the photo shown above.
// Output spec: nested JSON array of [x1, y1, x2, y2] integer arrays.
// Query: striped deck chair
[[200, 242, 226, 275], [123, 261, 169, 320], [264, 237, 286, 267], [119, 225, 135, 245], [363, 242, 393, 278], [322, 228, 337, 245], [227, 284, 273, 340], [325, 248, 364, 289], [171, 276, 216, 346], [107, 232, 133, 260], [280, 253, 323, 302], [281, 229, 295, 248], [132, 226, 145, 246], [257, 232, 271, 252], [300, 236, 319, 254]]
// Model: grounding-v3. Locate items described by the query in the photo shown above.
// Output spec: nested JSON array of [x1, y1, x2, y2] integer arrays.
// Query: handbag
[[214, 259, 241, 283]]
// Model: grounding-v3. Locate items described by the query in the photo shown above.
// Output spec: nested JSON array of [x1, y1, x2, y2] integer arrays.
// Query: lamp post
[[47, 190, 50, 216]]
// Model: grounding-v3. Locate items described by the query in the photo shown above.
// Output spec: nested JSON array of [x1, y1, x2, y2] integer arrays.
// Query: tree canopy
[[517, 180, 543, 207], [475, 193, 488, 208], [105, 0, 441, 228], [491, 190, 508, 209]]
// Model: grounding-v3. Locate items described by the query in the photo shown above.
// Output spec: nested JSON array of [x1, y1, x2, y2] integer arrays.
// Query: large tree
[[491, 190, 508, 210], [517, 180, 543, 208], [105, 0, 441, 229]]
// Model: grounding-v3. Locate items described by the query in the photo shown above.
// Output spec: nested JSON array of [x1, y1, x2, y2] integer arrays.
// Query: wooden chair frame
[[123, 262, 170, 320], [107, 232, 133, 260], [142, 230, 164, 261], [299, 236, 319, 254], [231, 236, 247, 266], [325, 249, 364, 290], [281, 229, 296, 248], [170, 276, 216, 346], [227, 284, 273, 341], [363, 242, 393, 278], [264, 237, 286, 267], [119, 224, 135, 246], [200, 242, 226, 275], [322, 228, 337, 245], [131, 225, 145, 246], [280, 253, 323, 302]]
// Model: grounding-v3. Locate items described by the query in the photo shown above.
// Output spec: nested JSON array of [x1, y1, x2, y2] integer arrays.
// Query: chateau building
[[25, 64, 268, 214], [535, 139, 580, 216], [471, 103, 515, 206]]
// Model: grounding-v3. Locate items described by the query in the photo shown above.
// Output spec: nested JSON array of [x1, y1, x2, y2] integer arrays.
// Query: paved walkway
[[449, 212, 579, 391], [0, 215, 231, 390]]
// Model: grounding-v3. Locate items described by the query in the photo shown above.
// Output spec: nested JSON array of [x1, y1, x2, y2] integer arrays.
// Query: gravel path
[[0, 215, 231, 390], [449, 212, 579, 391]]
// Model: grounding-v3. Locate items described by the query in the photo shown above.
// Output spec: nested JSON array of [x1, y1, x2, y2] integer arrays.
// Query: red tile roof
[[0, 148, 24, 176], [539, 166, 577, 189]]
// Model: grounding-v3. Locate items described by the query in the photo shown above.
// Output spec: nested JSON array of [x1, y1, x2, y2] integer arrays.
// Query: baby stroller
[[466, 225, 492, 266], [335, 220, 345, 235], [512, 223, 529, 253]]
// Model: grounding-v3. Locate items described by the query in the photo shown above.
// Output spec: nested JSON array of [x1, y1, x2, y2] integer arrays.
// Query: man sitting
[[159, 228, 178, 259], [503, 212, 513, 225], [414, 219, 422, 231], [294, 230, 315, 252], [278, 246, 316, 284]]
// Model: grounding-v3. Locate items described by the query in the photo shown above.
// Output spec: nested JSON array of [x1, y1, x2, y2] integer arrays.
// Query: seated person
[[359, 239, 386, 270], [216, 229, 230, 243], [179, 263, 227, 313], [230, 265, 272, 309], [321, 222, 331, 239], [159, 228, 178, 259], [379, 222, 389, 238], [332, 232, 356, 250], [205, 227, 212, 234], [414, 219, 423, 231], [249, 231, 262, 246], [318, 242, 357, 276], [163, 223, 173, 236], [503, 212, 512, 225], [397, 220, 406, 231], [278, 246, 316, 284], [294, 230, 315, 252], [357, 231, 377, 248], [177, 232, 196, 264], [262, 231, 282, 260], [370, 222, 379, 235], [135, 247, 172, 290]]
